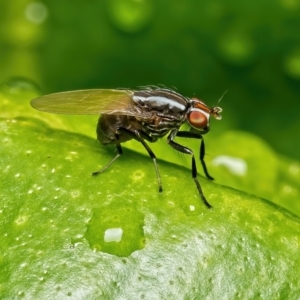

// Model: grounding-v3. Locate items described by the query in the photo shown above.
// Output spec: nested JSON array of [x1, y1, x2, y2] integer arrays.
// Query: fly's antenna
[[217, 89, 228, 105]]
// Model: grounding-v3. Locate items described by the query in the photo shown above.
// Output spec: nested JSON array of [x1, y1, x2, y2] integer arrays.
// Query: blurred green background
[[1, 0, 300, 160]]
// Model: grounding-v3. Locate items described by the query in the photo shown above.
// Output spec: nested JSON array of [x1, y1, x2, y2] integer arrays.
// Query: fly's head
[[187, 98, 222, 134]]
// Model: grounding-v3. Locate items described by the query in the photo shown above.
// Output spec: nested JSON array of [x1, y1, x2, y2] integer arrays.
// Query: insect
[[31, 87, 222, 208]]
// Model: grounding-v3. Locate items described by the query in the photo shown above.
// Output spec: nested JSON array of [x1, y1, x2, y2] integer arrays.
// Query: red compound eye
[[188, 110, 207, 128]]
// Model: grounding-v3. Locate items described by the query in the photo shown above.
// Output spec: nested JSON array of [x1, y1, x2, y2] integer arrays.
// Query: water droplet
[[15, 173, 21, 178], [85, 201, 145, 257], [25, 2, 48, 24], [107, 0, 153, 33]]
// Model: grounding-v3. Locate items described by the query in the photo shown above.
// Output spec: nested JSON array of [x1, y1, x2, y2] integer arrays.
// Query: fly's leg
[[92, 134, 123, 176], [167, 130, 212, 208], [117, 127, 163, 193], [176, 131, 214, 180]]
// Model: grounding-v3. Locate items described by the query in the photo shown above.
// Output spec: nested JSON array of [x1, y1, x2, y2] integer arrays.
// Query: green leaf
[[1, 116, 300, 299], [1, 79, 300, 298]]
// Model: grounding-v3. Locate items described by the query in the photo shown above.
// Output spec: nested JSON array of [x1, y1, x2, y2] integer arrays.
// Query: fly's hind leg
[[92, 134, 123, 176], [117, 127, 163, 193], [93, 127, 162, 193]]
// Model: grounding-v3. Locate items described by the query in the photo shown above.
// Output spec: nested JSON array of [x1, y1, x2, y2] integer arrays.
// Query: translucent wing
[[30, 89, 144, 116]]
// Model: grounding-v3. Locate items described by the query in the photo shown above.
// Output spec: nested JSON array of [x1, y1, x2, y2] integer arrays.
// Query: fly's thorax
[[132, 88, 188, 115]]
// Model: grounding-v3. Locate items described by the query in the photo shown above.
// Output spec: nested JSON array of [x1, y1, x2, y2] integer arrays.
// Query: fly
[[30, 87, 222, 208]]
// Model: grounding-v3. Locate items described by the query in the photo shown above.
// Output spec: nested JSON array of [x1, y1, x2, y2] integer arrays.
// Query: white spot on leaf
[[104, 228, 123, 243], [212, 155, 247, 176]]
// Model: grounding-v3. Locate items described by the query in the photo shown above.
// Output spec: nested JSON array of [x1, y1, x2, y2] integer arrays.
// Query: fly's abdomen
[[96, 115, 117, 144], [97, 114, 142, 144]]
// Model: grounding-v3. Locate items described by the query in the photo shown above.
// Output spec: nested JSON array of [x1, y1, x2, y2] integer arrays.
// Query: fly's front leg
[[117, 127, 163, 193], [92, 134, 123, 176], [167, 130, 212, 208], [176, 131, 214, 180]]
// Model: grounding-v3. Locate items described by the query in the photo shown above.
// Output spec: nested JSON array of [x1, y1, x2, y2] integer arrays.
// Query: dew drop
[[85, 202, 145, 257]]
